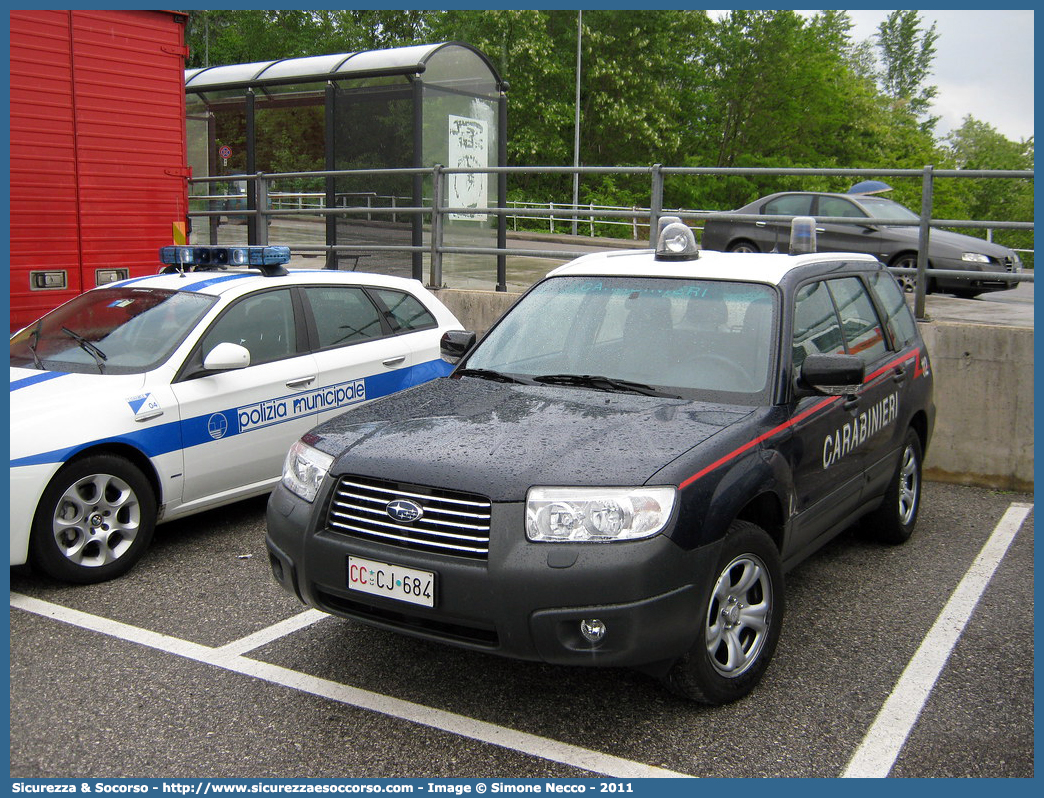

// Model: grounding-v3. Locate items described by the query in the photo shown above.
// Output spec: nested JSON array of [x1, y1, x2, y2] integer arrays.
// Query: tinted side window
[[303, 286, 384, 348], [764, 195, 813, 216], [868, 271, 918, 348], [372, 289, 437, 332], [827, 278, 888, 365], [201, 289, 296, 366], [792, 281, 843, 371]]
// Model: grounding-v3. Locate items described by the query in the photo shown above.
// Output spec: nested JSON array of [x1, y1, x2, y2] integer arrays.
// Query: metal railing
[[188, 164, 1033, 319], [505, 200, 649, 238]]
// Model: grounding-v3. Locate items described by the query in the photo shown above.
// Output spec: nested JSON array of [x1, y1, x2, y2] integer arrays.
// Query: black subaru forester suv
[[266, 218, 934, 704]]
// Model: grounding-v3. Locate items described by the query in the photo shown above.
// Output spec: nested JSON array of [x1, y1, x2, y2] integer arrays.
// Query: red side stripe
[[678, 347, 921, 489]]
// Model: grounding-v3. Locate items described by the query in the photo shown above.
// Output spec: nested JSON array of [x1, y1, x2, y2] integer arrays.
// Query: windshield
[[463, 276, 778, 401], [11, 287, 216, 375], [858, 196, 921, 222]]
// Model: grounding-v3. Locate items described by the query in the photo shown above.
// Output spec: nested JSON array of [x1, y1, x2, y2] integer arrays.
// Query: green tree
[[874, 10, 939, 131], [177, 7, 1029, 249], [429, 10, 712, 217], [185, 10, 336, 67], [679, 10, 914, 209], [944, 117, 1034, 266], [183, 9, 434, 68]]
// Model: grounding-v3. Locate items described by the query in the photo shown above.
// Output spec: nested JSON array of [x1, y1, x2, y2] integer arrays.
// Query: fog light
[[580, 618, 606, 643]]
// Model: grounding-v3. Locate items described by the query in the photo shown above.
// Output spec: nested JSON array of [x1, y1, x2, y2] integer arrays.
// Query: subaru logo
[[386, 499, 424, 524]]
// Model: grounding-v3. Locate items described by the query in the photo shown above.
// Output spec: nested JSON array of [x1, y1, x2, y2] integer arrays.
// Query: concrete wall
[[433, 288, 1034, 490], [432, 288, 521, 337], [916, 320, 1033, 491]]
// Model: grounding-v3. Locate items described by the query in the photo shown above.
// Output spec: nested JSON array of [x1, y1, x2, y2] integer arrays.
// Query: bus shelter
[[185, 42, 506, 283]]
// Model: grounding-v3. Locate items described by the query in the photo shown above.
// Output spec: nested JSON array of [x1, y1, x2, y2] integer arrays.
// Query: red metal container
[[9, 9, 189, 331]]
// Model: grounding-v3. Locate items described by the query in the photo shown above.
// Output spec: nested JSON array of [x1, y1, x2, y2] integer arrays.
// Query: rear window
[[869, 271, 919, 348], [373, 289, 437, 332]]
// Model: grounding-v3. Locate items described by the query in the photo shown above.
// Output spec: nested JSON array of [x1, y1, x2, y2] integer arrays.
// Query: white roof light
[[655, 216, 700, 261]]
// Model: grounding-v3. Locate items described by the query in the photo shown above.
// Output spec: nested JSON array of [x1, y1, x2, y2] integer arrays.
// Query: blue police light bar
[[231, 246, 292, 266], [159, 245, 291, 275]]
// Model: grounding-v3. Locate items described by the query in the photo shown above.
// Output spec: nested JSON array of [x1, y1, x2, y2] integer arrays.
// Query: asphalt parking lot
[[8, 481, 1033, 779]]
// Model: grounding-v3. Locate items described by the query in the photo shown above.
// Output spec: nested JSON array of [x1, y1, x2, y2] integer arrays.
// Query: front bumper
[[929, 255, 1020, 292], [266, 482, 720, 669]]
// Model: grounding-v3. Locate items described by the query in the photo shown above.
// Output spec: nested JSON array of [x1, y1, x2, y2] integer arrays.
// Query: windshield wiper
[[456, 367, 534, 385], [532, 374, 680, 398], [61, 326, 108, 373], [27, 323, 44, 370]]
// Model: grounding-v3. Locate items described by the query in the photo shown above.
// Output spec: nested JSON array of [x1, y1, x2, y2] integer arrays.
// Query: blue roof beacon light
[[654, 216, 700, 261], [789, 217, 818, 255], [159, 245, 291, 276]]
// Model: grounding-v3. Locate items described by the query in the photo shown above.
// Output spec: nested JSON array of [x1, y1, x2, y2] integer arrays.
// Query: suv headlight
[[961, 252, 991, 264], [282, 440, 334, 503], [525, 486, 676, 542]]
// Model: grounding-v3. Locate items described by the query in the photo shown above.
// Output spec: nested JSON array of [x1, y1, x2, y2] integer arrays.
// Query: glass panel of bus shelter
[[331, 81, 415, 277], [186, 94, 218, 243], [421, 46, 500, 290], [185, 90, 250, 246], [255, 85, 326, 259]]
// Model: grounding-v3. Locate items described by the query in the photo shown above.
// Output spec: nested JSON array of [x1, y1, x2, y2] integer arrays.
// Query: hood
[[309, 377, 754, 501], [883, 225, 1015, 258], [10, 367, 148, 459]]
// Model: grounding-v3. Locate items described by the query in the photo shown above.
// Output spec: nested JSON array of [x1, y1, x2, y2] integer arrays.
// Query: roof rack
[[159, 245, 291, 277]]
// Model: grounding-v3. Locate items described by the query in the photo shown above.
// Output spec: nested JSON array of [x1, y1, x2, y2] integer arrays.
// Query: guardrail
[[188, 164, 1033, 320]]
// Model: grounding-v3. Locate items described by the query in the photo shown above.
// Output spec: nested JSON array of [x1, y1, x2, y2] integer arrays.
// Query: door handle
[[285, 375, 315, 388], [755, 221, 767, 227], [382, 356, 406, 368], [893, 367, 907, 385], [842, 395, 860, 411]]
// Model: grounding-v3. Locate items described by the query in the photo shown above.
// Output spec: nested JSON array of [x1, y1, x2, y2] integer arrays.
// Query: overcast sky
[[843, 9, 1034, 142], [708, 9, 1034, 142]]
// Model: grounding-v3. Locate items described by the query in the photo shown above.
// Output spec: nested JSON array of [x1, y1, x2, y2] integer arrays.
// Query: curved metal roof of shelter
[[185, 41, 504, 93]]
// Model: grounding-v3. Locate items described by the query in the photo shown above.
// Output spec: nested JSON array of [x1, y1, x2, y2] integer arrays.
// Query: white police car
[[10, 245, 464, 583], [266, 219, 936, 704]]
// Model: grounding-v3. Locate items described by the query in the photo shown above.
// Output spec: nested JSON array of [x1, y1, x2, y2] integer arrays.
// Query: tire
[[863, 428, 923, 545], [727, 240, 759, 254], [663, 520, 784, 704], [29, 454, 156, 584], [890, 254, 932, 295]]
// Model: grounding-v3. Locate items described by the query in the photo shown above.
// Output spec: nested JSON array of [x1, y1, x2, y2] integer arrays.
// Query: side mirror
[[441, 330, 476, 364], [203, 341, 251, 372], [798, 353, 864, 396]]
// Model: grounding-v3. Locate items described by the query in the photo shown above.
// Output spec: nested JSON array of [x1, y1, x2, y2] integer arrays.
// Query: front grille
[[327, 476, 492, 559], [1003, 256, 1017, 273]]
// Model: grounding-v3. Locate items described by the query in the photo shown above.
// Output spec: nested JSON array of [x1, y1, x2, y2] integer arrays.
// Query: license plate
[[347, 555, 435, 608]]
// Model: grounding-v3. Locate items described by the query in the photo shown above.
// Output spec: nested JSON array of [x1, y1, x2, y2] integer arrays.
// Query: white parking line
[[215, 608, 328, 658], [9, 595, 691, 779], [842, 501, 1033, 778]]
